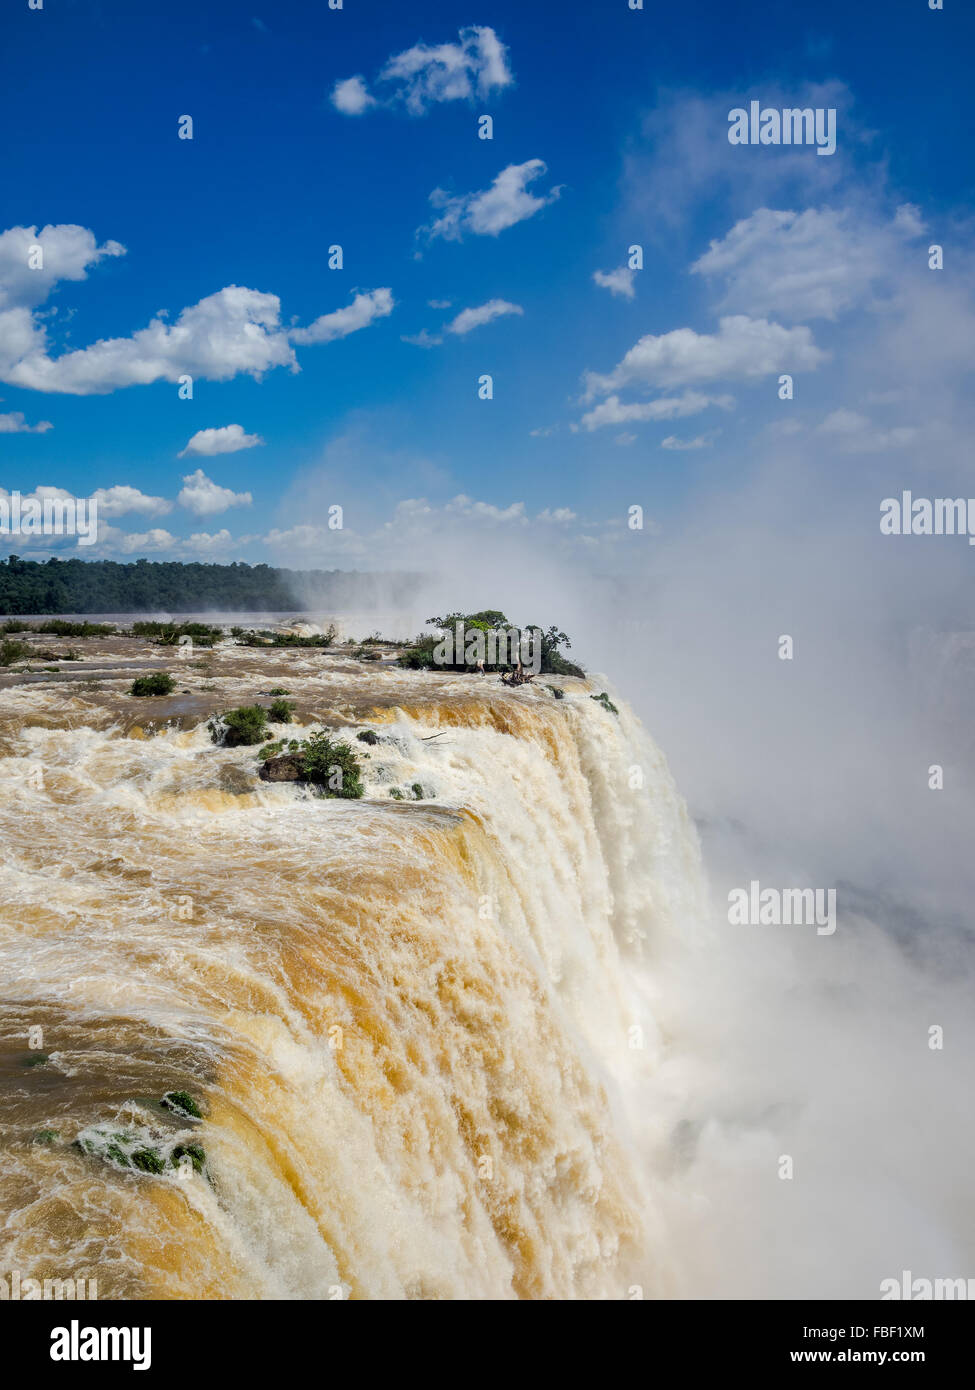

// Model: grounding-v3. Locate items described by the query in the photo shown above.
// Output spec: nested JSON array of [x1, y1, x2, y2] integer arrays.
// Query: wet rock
[[218, 765, 254, 795], [258, 754, 303, 782], [356, 730, 381, 745]]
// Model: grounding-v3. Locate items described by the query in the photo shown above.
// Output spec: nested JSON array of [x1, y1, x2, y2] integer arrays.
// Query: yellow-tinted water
[[0, 639, 705, 1298]]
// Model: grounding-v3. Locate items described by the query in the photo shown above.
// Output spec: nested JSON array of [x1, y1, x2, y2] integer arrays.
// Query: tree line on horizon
[[0, 555, 418, 615]]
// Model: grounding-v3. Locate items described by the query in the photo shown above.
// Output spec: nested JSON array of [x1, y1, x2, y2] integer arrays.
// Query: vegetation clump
[[130, 672, 176, 697], [591, 691, 619, 716], [161, 1090, 202, 1119], [237, 626, 336, 648], [397, 610, 585, 677], [131, 620, 220, 647], [0, 639, 29, 667], [268, 697, 295, 723], [170, 1142, 206, 1175], [210, 704, 268, 746], [36, 620, 115, 638], [258, 730, 364, 798]]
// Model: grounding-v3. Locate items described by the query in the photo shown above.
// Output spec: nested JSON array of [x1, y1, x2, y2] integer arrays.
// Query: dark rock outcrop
[[259, 754, 303, 782]]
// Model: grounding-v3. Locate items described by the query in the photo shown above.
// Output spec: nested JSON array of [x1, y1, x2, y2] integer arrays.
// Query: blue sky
[[1, 0, 973, 566]]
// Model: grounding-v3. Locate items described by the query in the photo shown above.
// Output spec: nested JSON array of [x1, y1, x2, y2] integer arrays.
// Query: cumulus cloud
[[447, 299, 523, 335], [578, 390, 734, 432], [290, 287, 394, 346], [177, 469, 253, 517], [419, 160, 560, 243], [2, 284, 297, 395], [0, 224, 125, 312], [582, 316, 826, 399], [331, 26, 512, 116], [331, 76, 376, 116], [0, 410, 51, 433], [816, 408, 919, 453], [178, 424, 264, 458], [691, 205, 927, 321], [593, 266, 636, 299], [91, 485, 172, 518], [182, 528, 236, 555], [0, 224, 394, 395], [116, 527, 177, 554]]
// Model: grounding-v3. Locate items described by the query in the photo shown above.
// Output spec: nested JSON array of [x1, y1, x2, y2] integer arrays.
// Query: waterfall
[[0, 668, 707, 1299]]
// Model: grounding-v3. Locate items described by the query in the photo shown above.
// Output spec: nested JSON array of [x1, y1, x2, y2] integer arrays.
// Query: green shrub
[[297, 731, 363, 798], [130, 672, 176, 697], [268, 686, 289, 696], [211, 705, 268, 747], [170, 1142, 206, 1175], [36, 620, 115, 638], [0, 639, 29, 666], [268, 697, 295, 723], [591, 691, 619, 716], [161, 1089, 202, 1119]]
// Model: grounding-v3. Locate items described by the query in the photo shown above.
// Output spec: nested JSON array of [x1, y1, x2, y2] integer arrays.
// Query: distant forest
[[0, 555, 415, 615]]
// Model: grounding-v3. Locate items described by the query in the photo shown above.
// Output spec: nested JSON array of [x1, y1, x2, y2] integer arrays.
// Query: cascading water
[[0, 646, 707, 1300]]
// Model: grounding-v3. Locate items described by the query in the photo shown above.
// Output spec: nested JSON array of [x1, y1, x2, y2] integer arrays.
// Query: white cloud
[[182, 528, 236, 554], [691, 205, 927, 321], [118, 527, 176, 554], [593, 266, 636, 300], [420, 160, 560, 243], [91, 485, 172, 518], [443, 494, 528, 524], [178, 424, 264, 458], [446, 299, 523, 335], [661, 432, 717, 450], [614, 432, 637, 446], [537, 507, 577, 523], [0, 224, 125, 312], [290, 287, 393, 346], [401, 329, 443, 348], [3, 283, 297, 395], [0, 410, 51, 433], [578, 390, 733, 432], [405, 298, 522, 347], [816, 409, 918, 454], [583, 316, 826, 398], [0, 224, 393, 395], [330, 76, 376, 116], [177, 469, 253, 516], [332, 26, 512, 117]]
